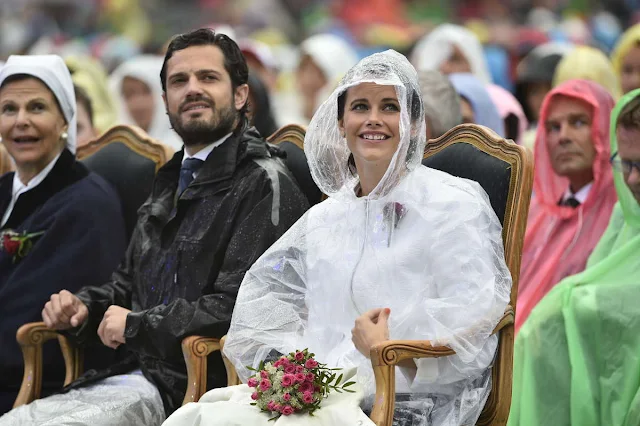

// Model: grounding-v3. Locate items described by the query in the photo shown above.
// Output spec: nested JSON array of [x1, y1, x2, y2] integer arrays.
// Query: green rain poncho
[[508, 89, 640, 426]]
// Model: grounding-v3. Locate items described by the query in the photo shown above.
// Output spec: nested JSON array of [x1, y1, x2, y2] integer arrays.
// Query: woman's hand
[[351, 308, 391, 358]]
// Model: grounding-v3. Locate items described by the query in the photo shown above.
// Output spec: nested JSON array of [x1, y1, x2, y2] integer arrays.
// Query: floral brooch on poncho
[[382, 202, 407, 247]]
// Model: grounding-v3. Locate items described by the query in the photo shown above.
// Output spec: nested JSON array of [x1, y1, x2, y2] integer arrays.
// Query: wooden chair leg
[[181, 336, 221, 405], [13, 323, 84, 408], [13, 322, 60, 408], [369, 364, 396, 426], [219, 336, 241, 386], [58, 334, 83, 386]]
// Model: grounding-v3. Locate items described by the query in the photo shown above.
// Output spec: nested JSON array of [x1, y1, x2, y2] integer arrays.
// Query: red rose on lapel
[[3, 233, 20, 255], [1, 230, 45, 263]]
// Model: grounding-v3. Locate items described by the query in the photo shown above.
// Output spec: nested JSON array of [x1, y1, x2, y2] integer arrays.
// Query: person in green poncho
[[508, 88, 640, 425]]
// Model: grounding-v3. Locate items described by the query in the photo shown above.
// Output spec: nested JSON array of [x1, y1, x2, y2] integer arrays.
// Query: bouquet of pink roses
[[247, 349, 354, 419]]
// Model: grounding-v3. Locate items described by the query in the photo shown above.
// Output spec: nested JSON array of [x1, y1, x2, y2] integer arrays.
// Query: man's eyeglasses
[[610, 152, 640, 174]]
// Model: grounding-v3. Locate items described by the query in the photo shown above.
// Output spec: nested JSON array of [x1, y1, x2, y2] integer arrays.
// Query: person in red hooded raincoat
[[516, 79, 617, 332]]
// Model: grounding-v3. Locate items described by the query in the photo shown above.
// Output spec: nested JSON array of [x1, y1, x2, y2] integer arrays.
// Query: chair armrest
[[180, 335, 242, 406], [58, 333, 84, 386], [368, 306, 514, 426], [220, 336, 242, 387], [13, 322, 83, 408], [181, 335, 221, 405], [493, 305, 514, 334], [370, 305, 513, 367], [14, 322, 58, 408], [370, 340, 454, 367]]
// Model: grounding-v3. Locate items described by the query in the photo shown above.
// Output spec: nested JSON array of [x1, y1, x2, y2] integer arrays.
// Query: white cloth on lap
[[0, 369, 164, 426], [163, 368, 374, 426]]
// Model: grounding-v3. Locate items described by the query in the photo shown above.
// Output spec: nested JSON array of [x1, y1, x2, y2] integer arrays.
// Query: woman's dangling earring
[[60, 132, 68, 143]]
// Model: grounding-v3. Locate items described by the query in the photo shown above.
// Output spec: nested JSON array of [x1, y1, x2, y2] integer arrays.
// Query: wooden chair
[[79, 125, 172, 240], [77, 124, 174, 165], [179, 123, 533, 425], [13, 124, 172, 409], [266, 124, 323, 206]]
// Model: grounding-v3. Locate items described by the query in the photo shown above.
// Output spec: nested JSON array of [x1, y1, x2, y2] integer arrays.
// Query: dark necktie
[[178, 158, 204, 196], [562, 197, 581, 208]]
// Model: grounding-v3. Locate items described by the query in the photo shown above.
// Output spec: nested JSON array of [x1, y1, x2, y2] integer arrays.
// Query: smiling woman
[[0, 55, 127, 415], [338, 83, 402, 196]]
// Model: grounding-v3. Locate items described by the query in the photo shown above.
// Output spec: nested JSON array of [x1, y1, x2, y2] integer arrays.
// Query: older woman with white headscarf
[[0, 55, 127, 416], [164, 50, 510, 426], [109, 55, 183, 151]]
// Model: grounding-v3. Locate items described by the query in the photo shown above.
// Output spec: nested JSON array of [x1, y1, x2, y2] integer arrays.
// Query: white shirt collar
[[562, 182, 593, 204], [1, 151, 63, 226], [181, 133, 232, 165]]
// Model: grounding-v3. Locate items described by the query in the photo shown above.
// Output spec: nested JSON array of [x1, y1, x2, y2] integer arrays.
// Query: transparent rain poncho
[[223, 50, 512, 425]]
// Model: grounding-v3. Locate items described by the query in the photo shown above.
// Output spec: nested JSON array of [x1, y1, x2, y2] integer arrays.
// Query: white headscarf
[[109, 55, 182, 151], [0, 55, 77, 154], [300, 34, 359, 90], [411, 24, 492, 85], [299, 34, 359, 115]]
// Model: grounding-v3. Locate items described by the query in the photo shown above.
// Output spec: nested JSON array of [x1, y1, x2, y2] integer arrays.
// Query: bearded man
[[1, 28, 309, 425]]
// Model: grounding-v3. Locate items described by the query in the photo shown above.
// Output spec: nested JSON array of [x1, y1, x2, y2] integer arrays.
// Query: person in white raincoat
[[109, 55, 183, 151], [411, 24, 492, 85], [164, 50, 511, 426], [295, 33, 359, 123]]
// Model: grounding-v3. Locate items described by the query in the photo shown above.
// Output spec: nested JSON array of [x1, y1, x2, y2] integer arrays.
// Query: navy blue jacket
[[0, 149, 127, 414]]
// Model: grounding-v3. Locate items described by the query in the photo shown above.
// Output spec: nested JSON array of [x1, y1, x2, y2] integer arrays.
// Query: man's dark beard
[[168, 95, 238, 146]]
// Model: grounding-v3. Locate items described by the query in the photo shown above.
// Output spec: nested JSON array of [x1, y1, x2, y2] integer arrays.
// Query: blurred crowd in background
[[1, 0, 639, 146], [2, 0, 638, 58]]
